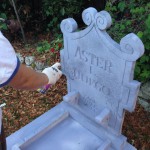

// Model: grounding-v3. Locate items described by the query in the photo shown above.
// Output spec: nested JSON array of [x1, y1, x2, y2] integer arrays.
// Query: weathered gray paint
[[6, 7, 144, 150]]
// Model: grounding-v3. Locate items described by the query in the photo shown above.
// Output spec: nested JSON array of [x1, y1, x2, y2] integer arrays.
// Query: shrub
[[105, 0, 150, 82], [42, 0, 85, 32]]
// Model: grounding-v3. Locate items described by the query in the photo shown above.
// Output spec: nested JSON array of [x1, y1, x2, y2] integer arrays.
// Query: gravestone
[[6, 7, 144, 150]]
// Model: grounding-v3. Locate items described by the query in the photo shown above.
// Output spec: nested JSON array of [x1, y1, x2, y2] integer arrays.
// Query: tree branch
[[11, 0, 26, 43]]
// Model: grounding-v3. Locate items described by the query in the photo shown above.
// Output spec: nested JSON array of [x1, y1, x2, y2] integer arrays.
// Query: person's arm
[[8, 62, 62, 90], [0, 31, 62, 90], [9, 64, 49, 90]]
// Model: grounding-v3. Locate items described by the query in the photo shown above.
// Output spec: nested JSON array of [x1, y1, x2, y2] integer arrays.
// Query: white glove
[[42, 62, 62, 85]]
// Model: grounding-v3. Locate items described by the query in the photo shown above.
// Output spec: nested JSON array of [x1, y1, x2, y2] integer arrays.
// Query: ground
[[0, 33, 149, 150]]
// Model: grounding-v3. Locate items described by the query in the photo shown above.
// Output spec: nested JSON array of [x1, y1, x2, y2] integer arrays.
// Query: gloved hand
[[42, 62, 62, 85]]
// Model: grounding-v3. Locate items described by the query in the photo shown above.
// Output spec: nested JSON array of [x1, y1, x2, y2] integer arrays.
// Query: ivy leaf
[[140, 55, 149, 63], [126, 20, 132, 26], [137, 31, 143, 39], [145, 15, 150, 29], [0, 24, 7, 30], [60, 7, 65, 16], [141, 70, 150, 80], [118, 2, 126, 12], [0, 13, 7, 19], [135, 65, 141, 75], [120, 24, 125, 30]]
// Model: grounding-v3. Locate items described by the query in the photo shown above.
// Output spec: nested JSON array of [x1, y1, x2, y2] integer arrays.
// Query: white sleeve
[[0, 31, 20, 87]]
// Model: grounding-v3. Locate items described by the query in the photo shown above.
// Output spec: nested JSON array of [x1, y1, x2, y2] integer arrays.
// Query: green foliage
[[118, 1, 126, 12], [36, 40, 51, 53], [0, 13, 7, 30], [42, 0, 85, 31], [50, 35, 63, 51], [0, 1, 10, 30], [49, 35, 63, 58], [36, 34, 63, 55], [0, 0, 91, 32], [106, 0, 150, 82], [135, 15, 150, 81]]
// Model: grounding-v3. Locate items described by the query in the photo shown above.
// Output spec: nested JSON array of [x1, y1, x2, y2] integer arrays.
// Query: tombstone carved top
[[60, 7, 144, 134]]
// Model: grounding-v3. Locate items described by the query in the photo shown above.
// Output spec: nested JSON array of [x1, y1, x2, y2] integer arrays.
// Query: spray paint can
[[37, 84, 52, 94]]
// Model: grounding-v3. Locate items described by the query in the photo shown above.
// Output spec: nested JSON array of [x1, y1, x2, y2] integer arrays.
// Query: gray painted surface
[[6, 7, 144, 150]]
